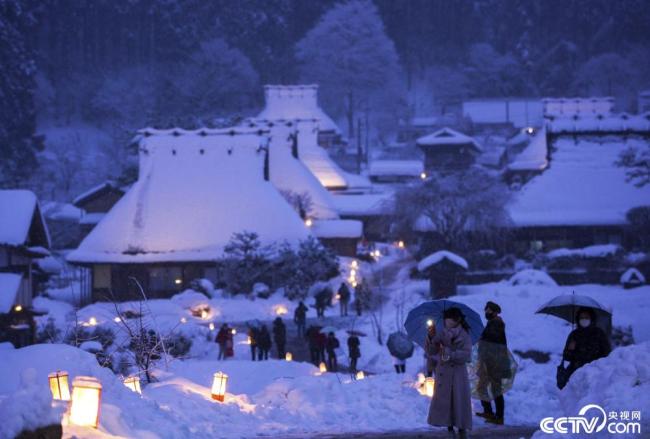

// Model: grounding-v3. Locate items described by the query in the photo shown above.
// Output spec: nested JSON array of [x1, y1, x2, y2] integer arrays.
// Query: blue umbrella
[[404, 300, 484, 348]]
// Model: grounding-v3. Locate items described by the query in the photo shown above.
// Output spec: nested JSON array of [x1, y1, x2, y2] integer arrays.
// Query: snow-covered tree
[[0, 0, 40, 187], [295, 0, 404, 138], [465, 43, 532, 97]]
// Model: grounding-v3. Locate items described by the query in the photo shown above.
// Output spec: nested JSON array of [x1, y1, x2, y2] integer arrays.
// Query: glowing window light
[[420, 172, 427, 180], [69, 376, 102, 428], [319, 362, 327, 373], [88, 317, 97, 326], [48, 370, 70, 401], [211, 372, 228, 402], [14, 305, 22, 312], [425, 377, 435, 398], [356, 371, 365, 380], [123, 376, 141, 395], [285, 352, 293, 362]]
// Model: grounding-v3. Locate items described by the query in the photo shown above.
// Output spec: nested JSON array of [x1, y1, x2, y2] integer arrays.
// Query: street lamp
[[69, 376, 102, 428]]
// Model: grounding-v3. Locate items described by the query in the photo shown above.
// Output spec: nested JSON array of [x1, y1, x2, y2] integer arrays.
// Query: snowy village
[[1, 1, 650, 438]]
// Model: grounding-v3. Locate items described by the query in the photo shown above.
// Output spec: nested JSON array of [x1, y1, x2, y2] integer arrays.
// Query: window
[[148, 266, 183, 292]]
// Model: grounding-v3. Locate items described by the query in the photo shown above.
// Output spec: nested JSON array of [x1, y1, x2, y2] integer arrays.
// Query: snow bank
[[508, 269, 558, 287]]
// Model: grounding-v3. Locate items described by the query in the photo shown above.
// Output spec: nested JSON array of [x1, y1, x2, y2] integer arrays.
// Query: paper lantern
[[201, 309, 209, 320], [319, 362, 327, 373], [420, 172, 427, 180], [69, 376, 102, 428], [356, 371, 365, 380], [209, 323, 215, 331], [113, 316, 121, 323], [425, 377, 435, 398], [88, 317, 97, 326], [417, 373, 426, 385], [211, 372, 228, 402], [231, 328, 237, 335], [305, 218, 313, 227], [48, 370, 70, 401], [426, 319, 434, 328], [124, 376, 141, 394], [397, 240, 405, 249], [14, 304, 22, 312], [285, 352, 293, 362], [180, 317, 187, 324], [275, 305, 288, 316], [351, 260, 358, 269]]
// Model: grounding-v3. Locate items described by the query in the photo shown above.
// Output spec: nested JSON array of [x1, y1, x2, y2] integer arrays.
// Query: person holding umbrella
[[387, 332, 414, 374], [475, 301, 509, 425], [424, 321, 438, 377], [561, 307, 611, 385], [427, 307, 473, 439]]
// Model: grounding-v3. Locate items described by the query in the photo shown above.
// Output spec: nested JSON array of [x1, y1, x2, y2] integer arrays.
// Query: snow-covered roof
[[508, 126, 549, 171], [463, 99, 544, 128], [311, 219, 363, 239], [41, 201, 81, 221], [509, 137, 650, 227], [543, 97, 614, 118], [368, 160, 423, 177], [0, 190, 51, 249], [620, 268, 645, 285], [416, 127, 482, 151], [67, 128, 311, 264], [0, 273, 22, 313], [257, 85, 341, 134], [417, 250, 468, 272], [548, 113, 650, 134], [331, 193, 393, 217], [244, 120, 339, 219], [73, 181, 124, 207]]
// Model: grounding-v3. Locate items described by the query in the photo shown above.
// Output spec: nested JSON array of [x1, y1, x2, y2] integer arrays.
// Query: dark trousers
[[258, 348, 269, 361], [481, 396, 505, 419], [277, 344, 285, 359], [218, 344, 226, 360], [250, 345, 257, 361], [350, 357, 358, 371], [340, 301, 349, 316], [327, 351, 338, 371], [296, 321, 305, 337], [394, 364, 406, 373], [316, 306, 325, 317], [310, 346, 319, 364]]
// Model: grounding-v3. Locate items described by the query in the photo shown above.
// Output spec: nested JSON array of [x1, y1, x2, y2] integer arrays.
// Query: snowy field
[[1, 254, 649, 438]]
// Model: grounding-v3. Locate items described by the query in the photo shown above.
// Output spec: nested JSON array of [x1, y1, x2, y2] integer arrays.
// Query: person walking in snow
[[248, 327, 259, 361], [294, 301, 308, 337], [427, 307, 473, 439], [338, 282, 351, 317], [476, 301, 509, 425], [273, 317, 287, 359], [315, 287, 330, 318], [560, 307, 611, 387], [424, 322, 439, 377], [225, 329, 234, 359], [257, 325, 272, 361], [326, 332, 340, 372], [306, 325, 320, 364], [347, 333, 361, 372], [316, 330, 327, 363], [354, 281, 367, 316], [216, 323, 230, 360]]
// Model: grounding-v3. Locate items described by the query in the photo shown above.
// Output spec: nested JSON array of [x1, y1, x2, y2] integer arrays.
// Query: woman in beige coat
[[427, 307, 473, 439]]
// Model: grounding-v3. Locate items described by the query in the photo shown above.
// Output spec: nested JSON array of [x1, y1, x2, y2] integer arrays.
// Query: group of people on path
[[247, 318, 287, 361], [312, 282, 367, 319], [426, 301, 611, 439]]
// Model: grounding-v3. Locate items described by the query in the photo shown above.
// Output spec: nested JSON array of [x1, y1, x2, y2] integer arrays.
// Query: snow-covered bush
[[167, 333, 192, 358], [508, 269, 558, 287], [35, 316, 61, 343]]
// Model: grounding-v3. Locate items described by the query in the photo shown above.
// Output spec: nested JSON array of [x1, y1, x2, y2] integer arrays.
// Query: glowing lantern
[[48, 370, 70, 401], [113, 317, 121, 323], [123, 376, 141, 395], [420, 172, 427, 180], [350, 269, 356, 277], [397, 240, 405, 249], [201, 309, 209, 320], [305, 218, 313, 227], [426, 319, 434, 328], [209, 323, 215, 331], [417, 373, 426, 385], [88, 317, 97, 326], [356, 371, 365, 380], [14, 304, 22, 312], [174, 278, 182, 285], [425, 377, 435, 398], [351, 260, 358, 269], [285, 352, 293, 362], [180, 317, 187, 324], [231, 328, 237, 335], [335, 293, 341, 300], [246, 336, 252, 345], [211, 372, 228, 402], [526, 127, 534, 135], [275, 305, 288, 316], [319, 362, 327, 373], [69, 376, 102, 428], [351, 281, 357, 288]]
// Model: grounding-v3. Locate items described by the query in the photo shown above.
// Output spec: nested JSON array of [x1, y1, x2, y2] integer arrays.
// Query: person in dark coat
[[347, 334, 361, 371], [216, 324, 230, 360], [316, 330, 327, 363], [424, 322, 438, 377], [294, 301, 308, 337], [562, 307, 611, 382], [225, 328, 234, 358], [272, 317, 287, 359], [326, 332, 340, 371], [338, 282, 351, 316], [354, 281, 367, 316], [427, 307, 472, 439], [257, 325, 272, 361], [306, 325, 320, 364], [248, 327, 259, 361], [476, 301, 509, 425]]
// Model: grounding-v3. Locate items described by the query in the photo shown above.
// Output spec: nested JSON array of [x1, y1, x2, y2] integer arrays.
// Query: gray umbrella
[[387, 332, 414, 360], [536, 294, 612, 333]]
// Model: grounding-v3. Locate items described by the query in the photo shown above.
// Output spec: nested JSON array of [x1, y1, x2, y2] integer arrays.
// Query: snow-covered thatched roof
[[257, 85, 340, 134], [67, 128, 311, 264], [416, 127, 482, 151], [0, 190, 51, 249], [73, 180, 125, 207], [418, 250, 468, 272], [543, 97, 614, 118], [509, 136, 650, 227]]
